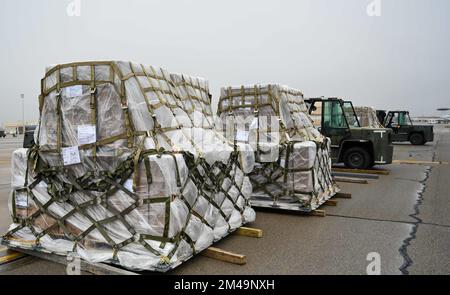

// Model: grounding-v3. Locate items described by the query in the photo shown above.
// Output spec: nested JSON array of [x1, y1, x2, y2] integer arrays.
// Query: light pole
[[20, 93, 25, 134]]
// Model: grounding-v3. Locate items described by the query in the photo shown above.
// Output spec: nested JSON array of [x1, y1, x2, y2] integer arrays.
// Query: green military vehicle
[[381, 110, 434, 145], [305, 98, 393, 169]]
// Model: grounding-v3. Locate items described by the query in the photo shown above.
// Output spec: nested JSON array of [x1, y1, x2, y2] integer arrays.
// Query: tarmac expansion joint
[[398, 139, 439, 275]]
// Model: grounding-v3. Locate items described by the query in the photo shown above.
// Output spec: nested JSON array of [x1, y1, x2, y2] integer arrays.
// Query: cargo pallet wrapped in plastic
[[354, 106, 384, 128], [2, 61, 255, 272], [217, 84, 340, 212]]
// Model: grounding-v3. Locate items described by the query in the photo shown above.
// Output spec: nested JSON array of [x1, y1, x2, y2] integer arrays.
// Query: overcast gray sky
[[1, 0, 449, 124]]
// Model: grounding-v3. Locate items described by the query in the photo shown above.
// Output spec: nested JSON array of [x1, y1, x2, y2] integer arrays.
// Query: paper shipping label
[[78, 125, 97, 145], [62, 146, 81, 166]]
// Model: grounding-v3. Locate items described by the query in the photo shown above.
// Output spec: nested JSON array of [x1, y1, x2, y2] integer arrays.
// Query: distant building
[[412, 116, 450, 124], [2, 121, 38, 134]]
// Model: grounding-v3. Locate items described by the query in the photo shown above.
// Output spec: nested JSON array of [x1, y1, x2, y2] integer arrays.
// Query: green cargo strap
[[171, 154, 182, 187], [240, 86, 245, 107], [132, 137, 145, 192], [90, 64, 98, 160], [56, 69, 62, 154], [254, 85, 261, 155], [283, 142, 293, 184], [11, 189, 19, 223], [144, 155, 153, 192], [78, 132, 128, 150], [160, 198, 171, 249]]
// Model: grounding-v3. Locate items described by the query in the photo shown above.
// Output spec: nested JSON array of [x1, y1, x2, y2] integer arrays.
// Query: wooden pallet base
[[1, 244, 138, 275], [0, 249, 26, 265], [1, 226, 262, 272], [0, 255, 34, 272]]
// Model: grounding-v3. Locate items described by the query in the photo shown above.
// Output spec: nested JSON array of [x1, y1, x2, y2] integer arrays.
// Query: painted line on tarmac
[[393, 159, 449, 165]]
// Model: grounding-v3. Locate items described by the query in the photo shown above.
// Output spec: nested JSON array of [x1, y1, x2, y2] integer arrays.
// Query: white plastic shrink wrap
[[217, 84, 340, 211], [354, 106, 384, 128], [3, 61, 255, 272]]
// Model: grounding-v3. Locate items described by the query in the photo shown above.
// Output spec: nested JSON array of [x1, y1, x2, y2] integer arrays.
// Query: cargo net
[[217, 85, 339, 211], [354, 106, 384, 128], [3, 61, 255, 272]]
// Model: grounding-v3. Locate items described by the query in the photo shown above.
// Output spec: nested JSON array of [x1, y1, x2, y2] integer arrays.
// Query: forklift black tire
[[343, 147, 372, 169], [410, 133, 425, 145]]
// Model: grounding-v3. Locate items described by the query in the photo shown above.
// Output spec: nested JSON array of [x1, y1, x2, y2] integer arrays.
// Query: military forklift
[[305, 98, 393, 169], [380, 111, 434, 145]]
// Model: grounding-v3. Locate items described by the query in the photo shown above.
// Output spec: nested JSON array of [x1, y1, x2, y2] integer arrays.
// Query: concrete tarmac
[[0, 126, 449, 275]]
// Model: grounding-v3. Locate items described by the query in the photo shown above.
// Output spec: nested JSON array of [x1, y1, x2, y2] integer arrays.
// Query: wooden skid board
[[325, 200, 338, 206], [332, 167, 390, 176], [0, 249, 26, 265], [202, 247, 246, 265], [0, 255, 35, 272], [334, 193, 352, 199], [233, 227, 263, 238], [309, 209, 326, 217]]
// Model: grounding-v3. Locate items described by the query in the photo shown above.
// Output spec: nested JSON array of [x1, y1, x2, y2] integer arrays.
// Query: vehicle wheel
[[343, 147, 372, 169], [410, 133, 425, 145]]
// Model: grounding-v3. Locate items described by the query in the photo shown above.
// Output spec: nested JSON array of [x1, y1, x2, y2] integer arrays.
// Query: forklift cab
[[342, 101, 361, 128], [385, 111, 413, 128], [384, 111, 413, 141], [307, 98, 352, 143]]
